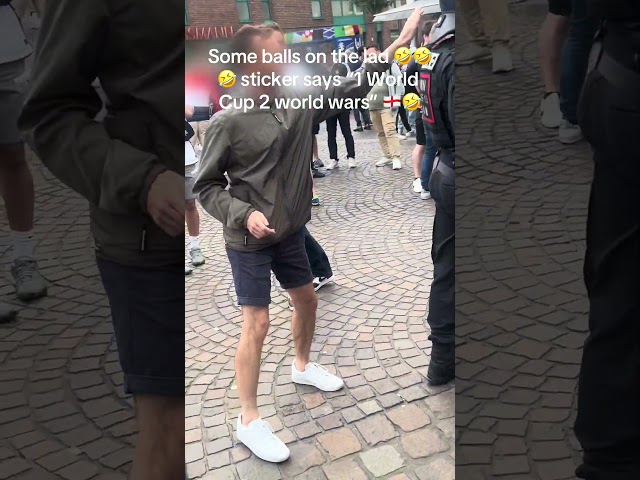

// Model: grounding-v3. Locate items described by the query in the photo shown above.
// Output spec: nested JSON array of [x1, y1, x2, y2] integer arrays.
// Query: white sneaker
[[376, 158, 392, 167], [397, 133, 407, 139], [413, 178, 423, 193], [313, 275, 334, 291], [558, 120, 583, 144], [325, 159, 338, 170], [421, 190, 432, 200], [291, 362, 344, 392], [540, 93, 562, 128], [347, 157, 357, 168], [236, 415, 290, 463], [392, 159, 402, 170]]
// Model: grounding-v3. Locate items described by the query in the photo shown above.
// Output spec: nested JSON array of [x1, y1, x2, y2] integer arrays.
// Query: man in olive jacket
[[194, 8, 424, 463]]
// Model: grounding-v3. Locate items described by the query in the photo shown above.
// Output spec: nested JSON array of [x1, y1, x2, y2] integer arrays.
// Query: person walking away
[[573, 5, 640, 479], [538, 1, 570, 128], [325, 62, 356, 170], [366, 45, 405, 171], [19, 1, 186, 478], [184, 110, 205, 273], [557, 0, 597, 143], [194, 11, 424, 463], [458, 0, 514, 73], [0, 1, 47, 323], [420, 0, 455, 385]]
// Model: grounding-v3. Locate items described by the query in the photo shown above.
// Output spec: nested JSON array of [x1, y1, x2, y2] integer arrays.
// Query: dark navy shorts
[[226, 229, 314, 306], [97, 258, 184, 397]]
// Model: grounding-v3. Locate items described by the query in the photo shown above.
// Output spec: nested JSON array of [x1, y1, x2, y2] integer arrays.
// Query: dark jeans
[[326, 111, 355, 160], [426, 158, 455, 344], [559, 0, 598, 125], [574, 58, 640, 479], [353, 107, 371, 127], [303, 227, 332, 279], [421, 127, 437, 192]]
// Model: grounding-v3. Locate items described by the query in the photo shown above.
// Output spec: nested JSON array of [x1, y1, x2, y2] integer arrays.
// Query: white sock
[[11, 230, 35, 260], [190, 236, 200, 249]]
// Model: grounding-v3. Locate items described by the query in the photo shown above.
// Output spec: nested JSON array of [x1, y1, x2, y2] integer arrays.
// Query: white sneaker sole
[[236, 435, 290, 463], [291, 376, 345, 392], [314, 275, 334, 291]]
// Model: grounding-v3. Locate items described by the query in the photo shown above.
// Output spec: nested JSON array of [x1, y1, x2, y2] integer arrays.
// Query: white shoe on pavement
[[325, 159, 338, 170], [413, 178, 423, 193], [376, 158, 392, 167], [558, 119, 583, 144], [236, 415, 290, 463], [392, 159, 402, 170], [540, 93, 562, 128], [421, 190, 432, 200], [348, 157, 357, 168], [291, 362, 345, 392], [313, 275, 334, 291]]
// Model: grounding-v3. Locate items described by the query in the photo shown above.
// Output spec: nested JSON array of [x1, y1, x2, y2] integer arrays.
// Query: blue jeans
[[559, 0, 598, 125], [421, 127, 437, 192]]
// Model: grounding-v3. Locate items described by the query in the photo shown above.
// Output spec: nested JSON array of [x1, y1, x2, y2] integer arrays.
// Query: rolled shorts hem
[[125, 374, 184, 397], [237, 295, 271, 306], [280, 276, 314, 291]]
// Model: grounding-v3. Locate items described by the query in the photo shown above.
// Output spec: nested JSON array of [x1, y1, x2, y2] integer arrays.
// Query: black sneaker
[[427, 342, 454, 385], [353, 126, 363, 132], [313, 158, 324, 168], [313, 275, 334, 291], [313, 170, 325, 178], [364, 124, 372, 130]]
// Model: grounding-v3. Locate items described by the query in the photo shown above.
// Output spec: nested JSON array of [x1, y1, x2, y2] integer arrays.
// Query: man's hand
[[247, 211, 276, 239], [146, 170, 184, 237]]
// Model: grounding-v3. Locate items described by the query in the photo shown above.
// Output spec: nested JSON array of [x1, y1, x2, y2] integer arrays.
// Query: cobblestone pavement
[[185, 124, 455, 479], [0, 157, 135, 480], [456, 2, 591, 478]]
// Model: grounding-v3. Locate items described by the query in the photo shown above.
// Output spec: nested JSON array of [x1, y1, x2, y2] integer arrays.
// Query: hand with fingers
[[146, 170, 185, 237], [247, 211, 276, 239]]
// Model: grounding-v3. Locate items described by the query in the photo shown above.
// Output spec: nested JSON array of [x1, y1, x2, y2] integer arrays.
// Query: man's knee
[[242, 305, 271, 338], [289, 285, 318, 310], [135, 395, 184, 438]]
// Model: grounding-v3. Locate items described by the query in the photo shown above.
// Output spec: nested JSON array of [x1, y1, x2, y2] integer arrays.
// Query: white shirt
[[185, 140, 197, 166], [0, 6, 32, 64]]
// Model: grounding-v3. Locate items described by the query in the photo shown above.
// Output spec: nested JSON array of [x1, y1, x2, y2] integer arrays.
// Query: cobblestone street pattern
[[457, 2, 591, 478], [1, 155, 135, 479], [185, 125, 454, 479]]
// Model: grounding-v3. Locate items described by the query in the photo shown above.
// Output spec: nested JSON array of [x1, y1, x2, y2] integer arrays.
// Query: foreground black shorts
[[97, 258, 184, 397], [227, 229, 314, 306], [415, 115, 426, 146], [548, 0, 571, 16]]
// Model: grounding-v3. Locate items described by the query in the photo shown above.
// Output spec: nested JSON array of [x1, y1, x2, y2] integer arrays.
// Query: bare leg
[[0, 144, 35, 232], [236, 306, 270, 424], [538, 13, 569, 92], [412, 144, 426, 179], [288, 283, 317, 372], [129, 395, 184, 480], [185, 199, 199, 237], [312, 135, 319, 161]]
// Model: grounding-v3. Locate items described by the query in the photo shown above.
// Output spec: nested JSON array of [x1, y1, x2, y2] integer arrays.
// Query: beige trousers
[[189, 120, 209, 147], [460, 0, 512, 46], [370, 109, 401, 159]]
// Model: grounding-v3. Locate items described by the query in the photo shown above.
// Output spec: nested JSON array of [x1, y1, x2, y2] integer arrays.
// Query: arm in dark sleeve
[[313, 59, 391, 124], [185, 120, 195, 142], [447, 66, 455, 135], [193, 115, 255, 229], [18, 0, 165, 215]]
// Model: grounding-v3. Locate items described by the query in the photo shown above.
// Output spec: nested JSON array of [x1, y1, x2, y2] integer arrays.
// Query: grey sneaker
[[456, 42, 491, 65], [12, 257, 47, 302], [0, 302, 17, 323], [190, 247, 205, 266], [185, 265, 193, 275], [559, 120, 583, 144], [492, 44, 514, 73]]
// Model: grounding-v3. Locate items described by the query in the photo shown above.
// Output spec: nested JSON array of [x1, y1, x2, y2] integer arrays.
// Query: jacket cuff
[[139, 162, 168, 213]]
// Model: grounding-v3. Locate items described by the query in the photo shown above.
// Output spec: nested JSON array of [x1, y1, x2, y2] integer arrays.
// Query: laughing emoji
[[394, 47, 412, 66], [403, 93, 421, 111], [414, 46, 432, 65], [218, 70, 237, 88]]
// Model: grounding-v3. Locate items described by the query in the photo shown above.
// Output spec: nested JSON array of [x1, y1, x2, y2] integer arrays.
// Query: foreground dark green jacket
[[194, 61, 390, 252], [19, 0, 184, 267]]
